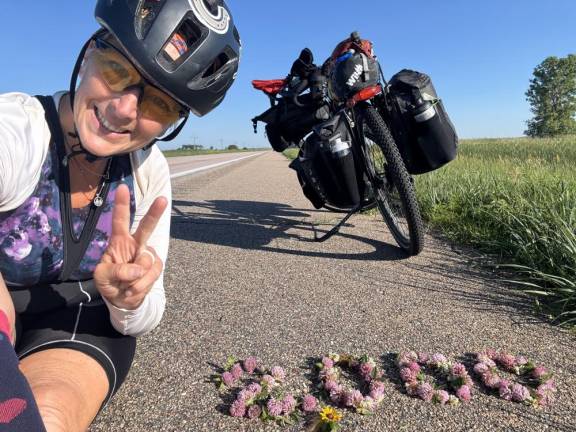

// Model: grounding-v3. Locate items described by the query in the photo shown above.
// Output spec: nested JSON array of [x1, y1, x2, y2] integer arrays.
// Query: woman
[[0, 0, 241, 430]]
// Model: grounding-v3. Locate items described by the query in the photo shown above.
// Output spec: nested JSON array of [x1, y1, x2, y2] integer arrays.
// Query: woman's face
[[72, 42, 175, 156]]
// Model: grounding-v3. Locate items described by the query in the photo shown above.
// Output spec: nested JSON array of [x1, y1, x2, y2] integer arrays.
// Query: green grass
[[162, 148, 267, 157], [414, 136, 576, 325]]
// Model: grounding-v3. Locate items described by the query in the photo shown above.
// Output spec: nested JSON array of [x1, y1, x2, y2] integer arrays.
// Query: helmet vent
[[157, 16, 207, 72], [202, 52, 230, 78], [135, 0, 167, 40]]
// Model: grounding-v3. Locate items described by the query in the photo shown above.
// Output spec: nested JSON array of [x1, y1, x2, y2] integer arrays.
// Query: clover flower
[[370, 380, 386, 395], [330, 389, 343, 404], [229, 399, 246, 417], [430, 353, 448, 366], [261, 374, 276, 388], [322, 357, 334, 369], [343, 390, 364, 408], [398, 351, 418, 367], [369, 382, 385, 403], [359, 396, 376, 412], [247, 404, 261, 419], [243, 357, 258, 374], [483, 372, 501, 389], [267, 398, 283, 417], [222, 371, 235, 387], [246, 383, 262, 395], [231, 363, 244, 380], [408, 362, 421, 373], [417, 383, 434, 402], [302, 395, 319, 413], [498, 380, 512, 401], [452, 363, 467, 376], [433, 390, 450, 405], [238, 389, 255, 402], [474, 362, 490, 375], [400, 367, 418, 383], [417, 352, 430, 364], [535, 381, 557, 406], [532, 366, 549, 380], [323, 379, 341, 393], [511, 384, 530, 402], [497, 353, 517, 372], [271, 366, 285, 382], [456, 385, 471, 402], [281, 394, 297, 415]]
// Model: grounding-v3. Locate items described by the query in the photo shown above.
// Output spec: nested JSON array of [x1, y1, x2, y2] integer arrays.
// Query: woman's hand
[[94, 184, 168, 310]]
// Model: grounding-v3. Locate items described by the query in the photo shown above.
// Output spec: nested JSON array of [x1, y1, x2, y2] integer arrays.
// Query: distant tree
[[525, 54, 576, 137], [227, 144, 239, 150]]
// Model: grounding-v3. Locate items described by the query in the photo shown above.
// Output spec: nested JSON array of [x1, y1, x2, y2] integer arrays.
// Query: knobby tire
[[359, 104, 425, 255]]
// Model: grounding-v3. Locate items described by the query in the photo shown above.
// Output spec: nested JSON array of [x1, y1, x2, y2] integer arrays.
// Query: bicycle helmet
[[94, 0, 242, 117]]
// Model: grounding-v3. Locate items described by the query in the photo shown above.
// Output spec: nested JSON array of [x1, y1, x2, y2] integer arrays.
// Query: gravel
[[90, 152, 576, 432]]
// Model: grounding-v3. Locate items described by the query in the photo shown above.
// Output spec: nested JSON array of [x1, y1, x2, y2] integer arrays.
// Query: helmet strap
[[144, 113, 190, 150]]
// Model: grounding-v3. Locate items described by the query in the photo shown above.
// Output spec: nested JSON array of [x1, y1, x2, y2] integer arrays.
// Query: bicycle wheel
[[358, 104, 424, 255]]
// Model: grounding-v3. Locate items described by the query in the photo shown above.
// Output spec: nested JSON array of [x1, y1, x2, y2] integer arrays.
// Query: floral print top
[[0, 141, 134, 286]]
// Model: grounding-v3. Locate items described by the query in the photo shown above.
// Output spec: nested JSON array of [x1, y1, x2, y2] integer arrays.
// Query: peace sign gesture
[[94, 184, 168, 310]]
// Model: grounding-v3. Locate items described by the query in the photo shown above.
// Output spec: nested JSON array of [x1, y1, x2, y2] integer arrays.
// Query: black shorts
[[9, 280, 136, 407]]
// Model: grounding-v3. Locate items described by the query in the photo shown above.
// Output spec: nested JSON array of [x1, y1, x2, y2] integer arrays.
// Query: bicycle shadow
[[170, 199, 406, 262]]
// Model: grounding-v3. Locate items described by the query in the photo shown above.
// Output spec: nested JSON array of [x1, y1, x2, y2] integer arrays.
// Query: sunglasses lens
[[93, 49, 141, 92], [140, 86, 182, 124], [93, 40, 183, 124]]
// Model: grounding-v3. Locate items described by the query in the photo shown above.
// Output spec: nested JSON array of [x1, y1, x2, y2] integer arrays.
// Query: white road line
[[169, 153, 263, 179]]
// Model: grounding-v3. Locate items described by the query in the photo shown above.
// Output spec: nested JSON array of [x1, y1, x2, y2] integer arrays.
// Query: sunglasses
[[91, 38, 185, 125]]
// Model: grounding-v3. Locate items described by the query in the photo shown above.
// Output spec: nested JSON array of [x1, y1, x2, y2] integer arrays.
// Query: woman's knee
[[20, 349, 109, 432]]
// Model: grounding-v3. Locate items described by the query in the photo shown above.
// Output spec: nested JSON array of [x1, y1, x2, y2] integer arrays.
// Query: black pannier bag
[[385, 69, 458, 174], [289, 114, 361, 209], [252, 94, 330, 152]]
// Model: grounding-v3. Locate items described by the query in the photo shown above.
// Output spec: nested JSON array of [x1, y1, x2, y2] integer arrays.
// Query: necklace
[[70, 156, 112, 207], [92, 159, 112, 207]]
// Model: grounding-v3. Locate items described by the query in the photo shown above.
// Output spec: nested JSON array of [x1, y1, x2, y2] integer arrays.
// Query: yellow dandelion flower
[[319, 406, 342, 423]]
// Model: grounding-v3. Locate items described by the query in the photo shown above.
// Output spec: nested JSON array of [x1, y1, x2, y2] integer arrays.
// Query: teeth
[[95, 108, 126, 134]]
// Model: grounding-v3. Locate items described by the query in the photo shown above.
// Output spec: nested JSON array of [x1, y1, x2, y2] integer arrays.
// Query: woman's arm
[[0, 272, 16, 344], [98, 147, 172, 337]]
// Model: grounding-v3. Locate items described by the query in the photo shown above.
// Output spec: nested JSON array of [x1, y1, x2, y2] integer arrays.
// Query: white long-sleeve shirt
[[0, 92, 171, 337]]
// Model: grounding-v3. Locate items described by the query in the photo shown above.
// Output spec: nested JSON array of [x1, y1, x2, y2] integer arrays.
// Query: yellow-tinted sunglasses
[[92, 38, 185, 125]]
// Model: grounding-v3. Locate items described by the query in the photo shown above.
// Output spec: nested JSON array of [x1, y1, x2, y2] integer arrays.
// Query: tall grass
[[415, 136, 576, 324]]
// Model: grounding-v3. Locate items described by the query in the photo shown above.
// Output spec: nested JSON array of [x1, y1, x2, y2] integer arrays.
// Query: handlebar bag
[[385, 69, 458, 174], [252, 95, 330, 152]]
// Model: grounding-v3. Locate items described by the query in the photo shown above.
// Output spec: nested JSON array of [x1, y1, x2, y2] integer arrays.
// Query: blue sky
[[1, 1, 575, 150]]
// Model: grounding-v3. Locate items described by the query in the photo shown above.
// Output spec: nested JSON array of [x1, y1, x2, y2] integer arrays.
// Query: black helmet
[[94, 0, 241, 117]]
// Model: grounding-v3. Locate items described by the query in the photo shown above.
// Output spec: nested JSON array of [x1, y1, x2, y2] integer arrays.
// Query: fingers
[[123, 257, 163, 299], [133, 246, 157, 270], [94, 262, 144, 289], [111, 184, 132, 237], [133, 196, 168, 247]]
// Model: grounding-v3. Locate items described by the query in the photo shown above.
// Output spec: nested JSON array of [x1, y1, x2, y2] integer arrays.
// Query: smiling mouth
[[95, 107, 129, 134]]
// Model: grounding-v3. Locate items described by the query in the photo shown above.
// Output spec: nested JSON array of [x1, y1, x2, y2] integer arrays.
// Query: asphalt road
[[167, 152, 263, 178], [90, 151, 576, 432]]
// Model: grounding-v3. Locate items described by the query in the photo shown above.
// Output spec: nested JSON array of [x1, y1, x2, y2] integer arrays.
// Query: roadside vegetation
[[283, 137, 576, 325], [415, 136, 576, 325]]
